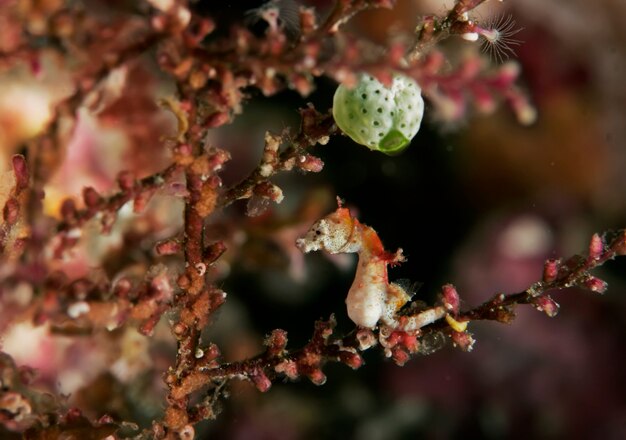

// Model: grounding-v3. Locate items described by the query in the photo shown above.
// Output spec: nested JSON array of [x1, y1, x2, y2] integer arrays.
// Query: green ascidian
[[332, 73, 425, 154]]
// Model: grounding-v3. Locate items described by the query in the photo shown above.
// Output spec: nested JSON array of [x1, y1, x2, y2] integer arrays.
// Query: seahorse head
[[296, 205, 362, 254]]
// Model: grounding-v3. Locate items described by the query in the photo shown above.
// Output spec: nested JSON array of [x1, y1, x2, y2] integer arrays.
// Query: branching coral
[[0, 0, 624, 438]]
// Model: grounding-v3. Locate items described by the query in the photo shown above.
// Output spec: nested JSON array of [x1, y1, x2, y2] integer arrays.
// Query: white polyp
[[462, 32, 479, 41], [147, 0, 174, 12], [66, 228, 82, 239], [68, 301, 90, 318], [271, 185, 284, 203], [176, 6, 191, 28], [478, 28, 499, 43], [259, 164, 273, 177], [195, 262, 206, 276], [517, 105, 537, 126]]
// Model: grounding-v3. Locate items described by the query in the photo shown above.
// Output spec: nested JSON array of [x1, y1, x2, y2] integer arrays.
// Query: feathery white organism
[[245, 0, 301, 40], [475, 14, 523, 63]]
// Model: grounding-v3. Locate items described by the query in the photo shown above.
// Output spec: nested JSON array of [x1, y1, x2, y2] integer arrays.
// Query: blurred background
[[1, 0, 626, 439]]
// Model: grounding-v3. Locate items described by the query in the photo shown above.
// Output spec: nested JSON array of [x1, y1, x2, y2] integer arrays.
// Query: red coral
[[0, 1, 624, 439]]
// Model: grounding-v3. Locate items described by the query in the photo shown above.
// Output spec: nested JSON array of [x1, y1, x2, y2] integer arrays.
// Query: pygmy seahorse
[[296, 200, 446, 329]]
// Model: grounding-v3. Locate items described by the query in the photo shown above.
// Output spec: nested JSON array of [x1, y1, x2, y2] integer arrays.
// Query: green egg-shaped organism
[[332, 73, 424, 154]]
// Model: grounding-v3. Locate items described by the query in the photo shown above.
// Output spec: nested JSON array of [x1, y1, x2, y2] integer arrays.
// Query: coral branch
[[453, 230, 625, 324], [0, 1, 622, 438], [0, 155, 30, 255], [51, 163, 182, 255], [220, 105, 334, 209]]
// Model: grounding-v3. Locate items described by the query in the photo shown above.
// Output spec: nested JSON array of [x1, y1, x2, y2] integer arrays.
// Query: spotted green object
[[332, 73, 424, 154]]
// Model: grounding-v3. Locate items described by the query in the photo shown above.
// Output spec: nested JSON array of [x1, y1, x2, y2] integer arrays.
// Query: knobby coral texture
[[1, 0, 625, 438]]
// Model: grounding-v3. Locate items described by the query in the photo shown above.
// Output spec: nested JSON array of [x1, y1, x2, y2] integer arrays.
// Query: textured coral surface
[[1, 1, 625, 439]]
